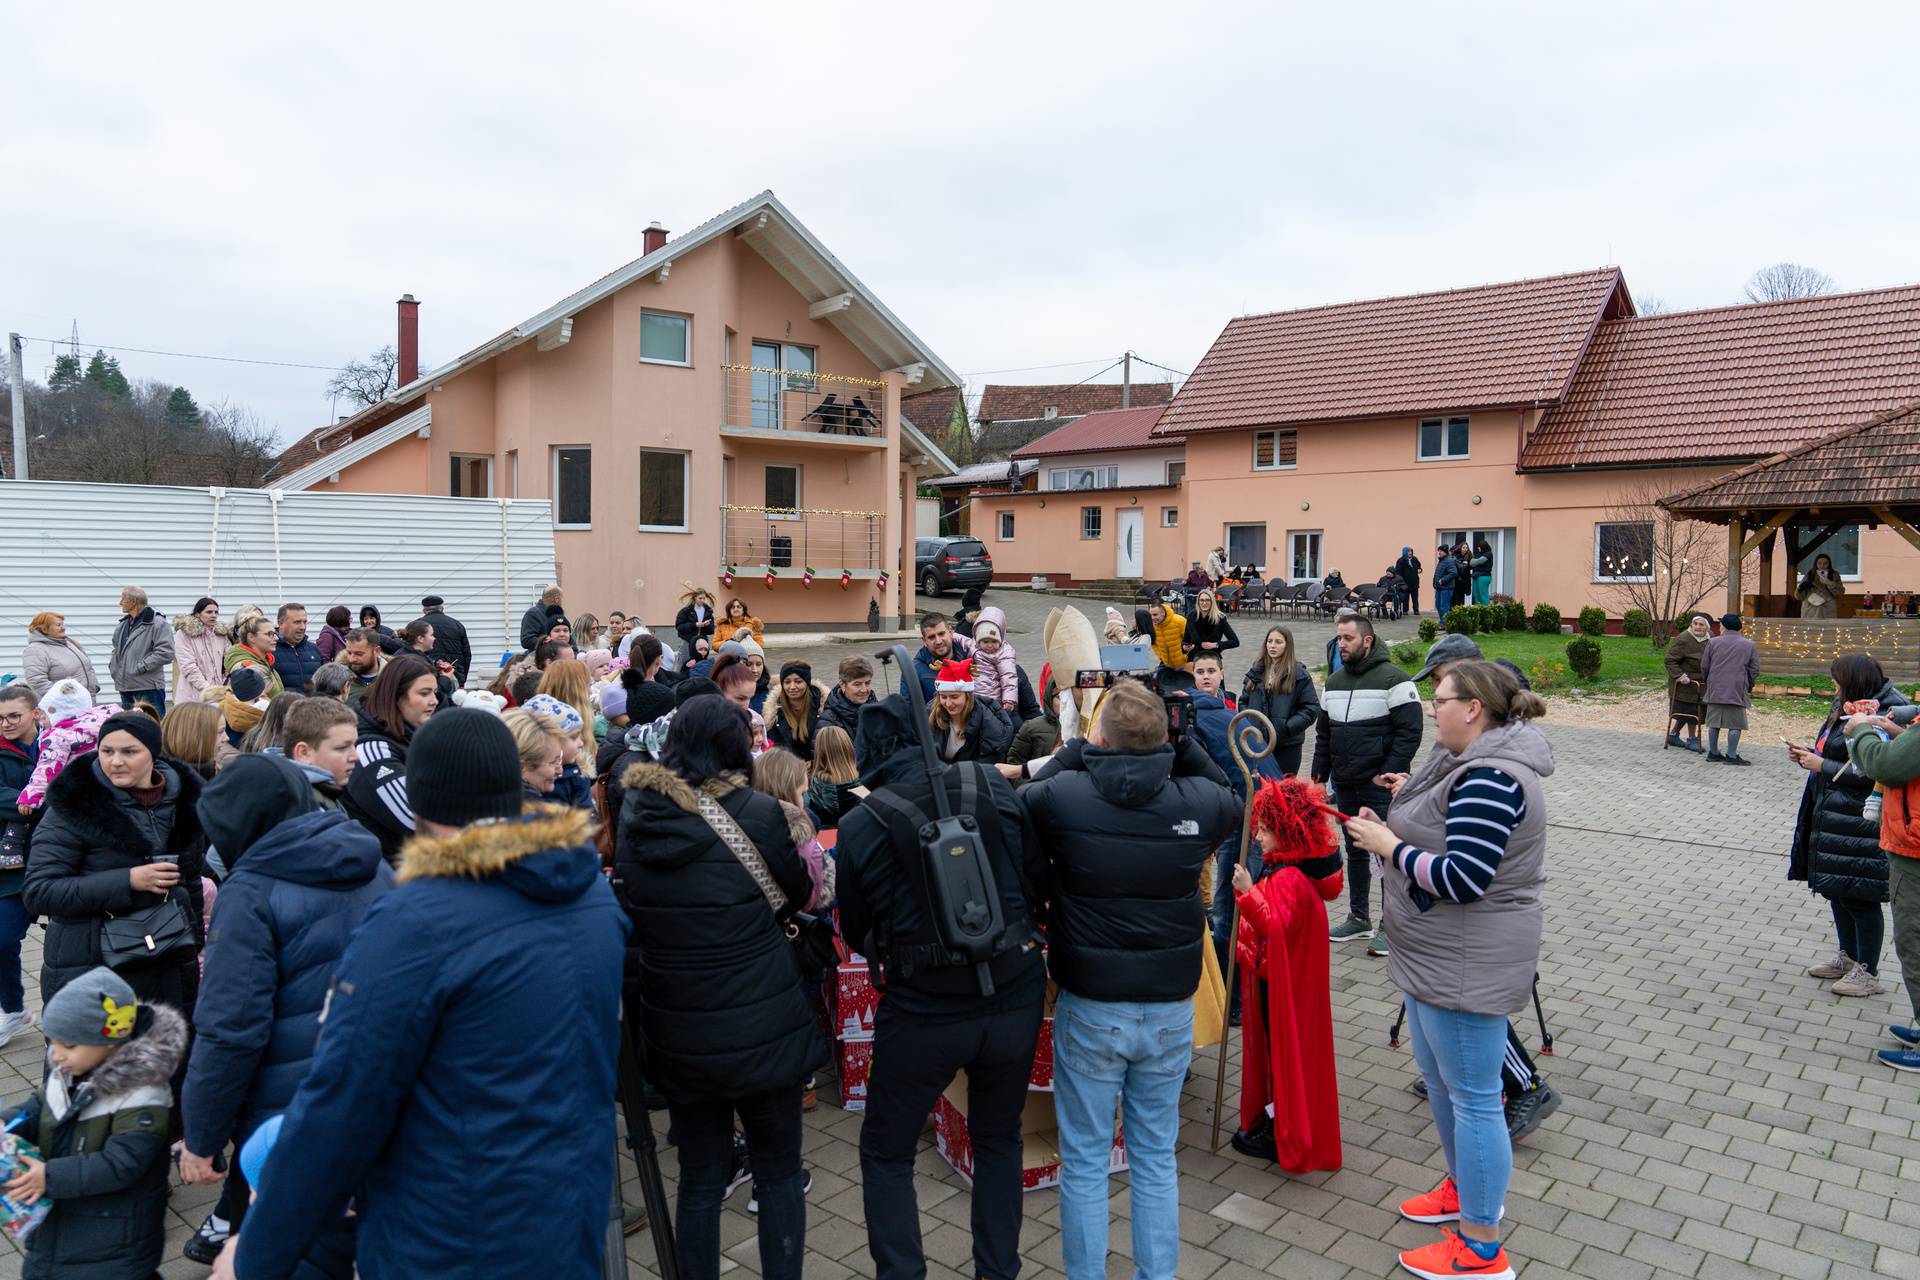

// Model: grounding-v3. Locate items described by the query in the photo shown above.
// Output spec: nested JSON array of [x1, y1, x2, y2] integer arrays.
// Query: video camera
[[1073, 643, 1195, 741]]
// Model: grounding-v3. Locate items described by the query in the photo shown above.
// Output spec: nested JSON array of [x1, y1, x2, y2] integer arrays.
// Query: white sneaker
[[0, 1009, 32, 1048], [1832, 962, 1888, 998], [1807, 950, 1850, 980]]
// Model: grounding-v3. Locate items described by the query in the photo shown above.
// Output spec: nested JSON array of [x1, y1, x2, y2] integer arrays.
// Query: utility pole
[[6, 333, 26, 481], [1121, 350, 1131, 409]]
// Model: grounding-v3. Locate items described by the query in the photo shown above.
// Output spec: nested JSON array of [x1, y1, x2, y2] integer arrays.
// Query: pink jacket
[[19, 704, 117, 810], [969, 606, 1020, 708], [173, 619, 228, 704]]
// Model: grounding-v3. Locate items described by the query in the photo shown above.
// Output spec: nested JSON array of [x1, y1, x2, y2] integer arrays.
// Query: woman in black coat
[[674, 587, 718, 659], [1787, 655, 1907, 997], [1182, 588, 1240, 661], [765, 662, 824, 762], [22, 715, 206, 1012], [358, 605, 404, 655], [615, 696, 825, 1280], [1239, 625, 1321, 776]]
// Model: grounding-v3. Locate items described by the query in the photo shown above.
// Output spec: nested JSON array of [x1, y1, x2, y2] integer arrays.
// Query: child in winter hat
[[968, 606, 1020, 713], [521, 695, 592, 810], [17, 680, 115, 812]]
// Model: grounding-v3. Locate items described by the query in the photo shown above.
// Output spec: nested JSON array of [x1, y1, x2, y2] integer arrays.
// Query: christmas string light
[[719, 364, 888, 388]]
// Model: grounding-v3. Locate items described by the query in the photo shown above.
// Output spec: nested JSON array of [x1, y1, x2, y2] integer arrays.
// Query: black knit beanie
[[779, 660, 812, 685], [404, 707, 524, 827], [99, 712, 162, 760], [627, 679, 677, 726]]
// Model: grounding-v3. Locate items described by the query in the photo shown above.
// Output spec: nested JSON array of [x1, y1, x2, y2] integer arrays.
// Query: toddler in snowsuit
[[17, 680, 114, 813], [969, 605, 1020, 712]]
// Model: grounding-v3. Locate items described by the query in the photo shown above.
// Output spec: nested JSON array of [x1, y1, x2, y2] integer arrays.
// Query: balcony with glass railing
[[721, 365, 887, 443], [721, 505, 884, 571]]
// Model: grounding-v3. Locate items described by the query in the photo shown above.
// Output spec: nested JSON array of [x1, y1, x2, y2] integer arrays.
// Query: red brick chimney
[[396, 294, 420, 387], [643, 222, 669, 255]]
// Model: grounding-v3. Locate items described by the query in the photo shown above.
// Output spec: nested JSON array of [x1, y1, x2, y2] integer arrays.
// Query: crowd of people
[[14, 573, 1813, 1280]]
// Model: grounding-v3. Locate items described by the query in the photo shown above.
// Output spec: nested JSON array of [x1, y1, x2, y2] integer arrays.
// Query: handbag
[[100, 896, 196, 968], [0, 820, 27, 872], [695, 793, 840, 981]]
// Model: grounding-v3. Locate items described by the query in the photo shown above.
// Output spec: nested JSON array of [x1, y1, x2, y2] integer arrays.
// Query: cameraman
[[1022, 680, 1236, 1280], [837, 686, 1047, 1280]]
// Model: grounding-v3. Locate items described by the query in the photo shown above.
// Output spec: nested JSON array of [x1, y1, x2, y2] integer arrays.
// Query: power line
[[1129, 354, 1189, 379], [963, 356, 1118, 378], [15, 336, 338, 372]]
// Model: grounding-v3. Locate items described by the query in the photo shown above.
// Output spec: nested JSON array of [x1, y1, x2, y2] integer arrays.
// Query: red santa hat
[[933, 659, 974, 693]]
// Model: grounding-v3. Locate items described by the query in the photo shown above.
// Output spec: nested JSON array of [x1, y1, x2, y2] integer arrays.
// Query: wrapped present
[[931, 1073, 1125, 1192], [0, 1132, 50, 1240], [1029, 1017, 1055, 1091], [831, 959, 881, 1042], [838, 1037, 874, 1112]]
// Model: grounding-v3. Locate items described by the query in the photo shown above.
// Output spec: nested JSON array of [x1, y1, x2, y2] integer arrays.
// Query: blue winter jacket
[[913, 636, 974, 699], [273, 636, 327, 694], [1190, 689, 1280, 797], [233, 807, 629, 1280], [182, 810, 393, 1156]]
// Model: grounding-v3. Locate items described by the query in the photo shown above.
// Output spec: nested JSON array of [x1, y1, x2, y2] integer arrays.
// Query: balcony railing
[[721, 505, 883, 570], [722, 365, 887, 439]]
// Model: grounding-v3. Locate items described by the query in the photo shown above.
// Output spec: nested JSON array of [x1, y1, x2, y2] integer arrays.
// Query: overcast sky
[[7, 3, 1918, 443]]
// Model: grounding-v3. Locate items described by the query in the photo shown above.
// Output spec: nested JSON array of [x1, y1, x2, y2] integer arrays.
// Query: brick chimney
[[643, 222, 669, 255], [396, 294, 420, 387]]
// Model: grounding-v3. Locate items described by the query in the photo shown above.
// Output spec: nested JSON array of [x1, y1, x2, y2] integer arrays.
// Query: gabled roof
[[1523, 284, 1920, 470], [976, 381, 1172, 423], [1658, 403, 1920, 521], [1155, 268, 1627, 437], [1014, 404, 1179, 458], [270, 190, 959, 483], [926, 458, 1036, 489]]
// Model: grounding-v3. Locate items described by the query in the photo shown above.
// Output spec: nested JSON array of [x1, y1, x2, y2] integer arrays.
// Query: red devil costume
[[1232, 776, 1345, 1173]]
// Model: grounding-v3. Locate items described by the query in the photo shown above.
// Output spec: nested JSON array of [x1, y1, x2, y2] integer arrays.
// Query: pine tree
[[48, 354, 83, 391], [82, 350, 131, 398], [165, 386, 202, 428]]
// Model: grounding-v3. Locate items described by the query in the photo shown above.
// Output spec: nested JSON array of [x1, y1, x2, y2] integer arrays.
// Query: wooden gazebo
[[1659, 403, 1920, 674]]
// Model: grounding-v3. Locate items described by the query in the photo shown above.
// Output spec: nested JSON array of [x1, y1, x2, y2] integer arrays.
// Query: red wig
[[1249, 776, 1341, 862]]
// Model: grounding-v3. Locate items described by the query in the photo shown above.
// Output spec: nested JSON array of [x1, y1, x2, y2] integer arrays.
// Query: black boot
[[1230, 1114, 1278, 1161]]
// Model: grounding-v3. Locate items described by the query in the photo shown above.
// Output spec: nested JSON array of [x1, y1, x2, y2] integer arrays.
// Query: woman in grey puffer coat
[[1345, 659, 1552, 1280]]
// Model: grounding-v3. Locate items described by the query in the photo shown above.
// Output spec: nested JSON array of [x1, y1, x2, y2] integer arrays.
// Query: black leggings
[[1830, 897, 1885, 974]]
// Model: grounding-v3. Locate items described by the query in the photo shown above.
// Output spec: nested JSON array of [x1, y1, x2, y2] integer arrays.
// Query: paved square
[[4, 590, 1912, 1279]]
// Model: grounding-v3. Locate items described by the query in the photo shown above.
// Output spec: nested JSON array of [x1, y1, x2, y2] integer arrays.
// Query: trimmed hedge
[[1417, 618, 1438, 643], [1530, 604, 1562, 634], [1566, 635, 1603, 679], [1577, 606, 1607, 636], [1443, 606, 1477, 635], [1622, 609, 1653, 638]]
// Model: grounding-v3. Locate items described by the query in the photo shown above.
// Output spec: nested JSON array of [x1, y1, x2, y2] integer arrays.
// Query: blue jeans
[[0, 895, 27, 1013], [1053, 993, 1193, 1280], [121, 689, 166, 716], [1434, 585, 1454, 617], [1402, 995, 1509, 1229]]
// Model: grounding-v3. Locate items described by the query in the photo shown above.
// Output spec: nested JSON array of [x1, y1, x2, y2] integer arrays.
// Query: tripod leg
[[604, 1151, 631, 1280], [1531, 975, 1553, 1055], [618, 1012, 681, 1280]]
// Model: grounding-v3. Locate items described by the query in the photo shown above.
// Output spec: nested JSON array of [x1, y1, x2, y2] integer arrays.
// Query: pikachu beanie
[[43, 967, 140, 1046]]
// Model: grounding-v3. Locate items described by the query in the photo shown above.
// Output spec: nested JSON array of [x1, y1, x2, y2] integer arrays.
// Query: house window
[[748, 341, 817, 427], [640, 311, 691, 365], [1796, 526, 1862, 580], [1051, 466, 1117, 490], [1253, 430, 1298, 471], [765, 464, 800, 516], [553, 447, 591, 528], [997, 511, 1015, 541], [1162, 507, 1179, 528], [1594, 521, 1654, 582], [1081, 506, 1102, 539], [1225, 523, 1267, 574], [1418, 416, 1470, 461], [1166, 461, 1186, 485], [1043, 404, 1060, 419], [1288, 530, 1322, 581], [639, 449, 690, 532], [448, 453, 492, 497]]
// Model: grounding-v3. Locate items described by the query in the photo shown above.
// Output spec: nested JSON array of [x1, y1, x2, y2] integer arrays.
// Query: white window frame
[[1796, 526, 1864, 582], [1593, 521, 1654, 583], [639, 310, 692, 367], [764, 463, 801, 521], [552, 446, 592, 530], [1286, 529, 1322, 583], [997, 511, 1015, 541], [638, 448, 691, 533], [1417, 415, 1471, 462], [1081, 506, 1102, 540], [448, 452, 493, 498], [1166, 460, 1186, 485], [1253, 430, 1297, 471], [1161, 506, 1179, 528], [507, 449, 519, 498]]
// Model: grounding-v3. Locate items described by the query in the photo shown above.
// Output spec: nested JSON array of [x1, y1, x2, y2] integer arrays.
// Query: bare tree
[[1596, 476, 1754, 642], [325, 345, 401, 408], [1635, 296, 1674, 316], [200, 400, 280, 486], [1744, 262, 1836, 303]]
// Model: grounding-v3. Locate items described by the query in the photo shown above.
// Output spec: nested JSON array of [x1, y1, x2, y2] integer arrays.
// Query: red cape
[[1234, 864, 1343, 1174]]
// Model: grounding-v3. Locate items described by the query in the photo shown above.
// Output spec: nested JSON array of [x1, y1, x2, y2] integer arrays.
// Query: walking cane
[[1210, 708, 1275, 1152]]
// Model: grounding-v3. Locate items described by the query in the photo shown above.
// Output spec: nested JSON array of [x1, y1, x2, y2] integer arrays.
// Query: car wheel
[[921, 571, 941, 597]]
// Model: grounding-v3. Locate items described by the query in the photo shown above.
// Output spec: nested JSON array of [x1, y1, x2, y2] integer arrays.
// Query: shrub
[[1622, 609, 1653, 638], [1390, 639, 1425, 668], [1443, 606, 1476, 635], [1507, 601, 1528, 630], [1417, 617, 1438, 643], [1566, 636, 1603, 679], [1530, 604, 1562, 635], [1577, 606, 1607, 636]]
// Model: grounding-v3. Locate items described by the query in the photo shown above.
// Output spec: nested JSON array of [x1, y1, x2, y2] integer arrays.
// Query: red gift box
[[1029, 1016, 1055, 1091], [931, 1074, 1125, 1192], [838, 1037, 874, 1112], [832, 959, 880, 1041]]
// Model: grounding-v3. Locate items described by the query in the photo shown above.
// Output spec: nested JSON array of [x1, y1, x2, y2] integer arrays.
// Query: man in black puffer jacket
[[1020, 680, 1237, 1279], [838, 691, 1046, 1280]]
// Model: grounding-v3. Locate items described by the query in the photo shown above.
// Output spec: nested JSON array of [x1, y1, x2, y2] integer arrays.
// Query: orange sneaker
[[1398, 1229, 1514, 1280], [1398, 1175, 1462, 1224]]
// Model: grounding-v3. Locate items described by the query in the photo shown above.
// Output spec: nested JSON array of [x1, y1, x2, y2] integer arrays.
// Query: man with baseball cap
[[230, 707, 629, 1279]]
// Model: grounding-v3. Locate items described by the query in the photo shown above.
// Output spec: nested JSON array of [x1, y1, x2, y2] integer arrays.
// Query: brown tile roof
[[1013, 404, 1180, 458], [976, 381, 1171, 423], [1154, 268, 1626, 437], [1523, 284, 1920, 470], [901, 386, 962, 436], [267, 398, 410, 482], [1658, 403, 1920, 519]]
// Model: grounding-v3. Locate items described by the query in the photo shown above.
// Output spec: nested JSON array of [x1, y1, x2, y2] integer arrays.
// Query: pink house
[[269, 192, 960, 628]]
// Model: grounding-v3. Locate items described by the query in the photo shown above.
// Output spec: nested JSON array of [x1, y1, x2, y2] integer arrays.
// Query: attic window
[[1043, 405, 1060, 419]]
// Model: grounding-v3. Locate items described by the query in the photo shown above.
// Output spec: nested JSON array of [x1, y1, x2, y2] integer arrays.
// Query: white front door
[[1116, 508, 1145, 578]]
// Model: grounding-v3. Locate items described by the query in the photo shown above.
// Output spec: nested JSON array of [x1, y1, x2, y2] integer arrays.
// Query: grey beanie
[[44, 966, 141, 1046]]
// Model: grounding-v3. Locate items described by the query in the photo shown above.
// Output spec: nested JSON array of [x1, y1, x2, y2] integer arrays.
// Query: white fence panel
[[0, 481, 556, 700]]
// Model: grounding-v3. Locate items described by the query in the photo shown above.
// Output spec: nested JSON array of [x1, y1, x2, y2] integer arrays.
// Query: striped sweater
[[1389, 766, 1525, 910]]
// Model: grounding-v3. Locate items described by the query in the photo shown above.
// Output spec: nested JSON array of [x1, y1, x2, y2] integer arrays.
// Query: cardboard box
[[832, 958, 880, 1041], [931, 1073, 1126, 1192], [837, 1036, 874, 1112]]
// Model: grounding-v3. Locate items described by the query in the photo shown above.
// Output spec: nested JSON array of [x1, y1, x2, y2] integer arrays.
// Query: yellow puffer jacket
[[1153, 609, 1188, 670]]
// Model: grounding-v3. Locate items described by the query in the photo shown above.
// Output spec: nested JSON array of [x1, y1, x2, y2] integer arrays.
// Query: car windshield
[[948, 541, 985, 557]]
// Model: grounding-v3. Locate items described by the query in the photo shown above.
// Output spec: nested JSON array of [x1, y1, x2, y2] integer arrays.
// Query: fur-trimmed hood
[[66, 1003, 189, 1101], [396, 805, 603, 904], [171, 612, 212, 638], [619, 762, 746, 813], [41, 753, 205, 858], [619, 763, 791, 874]]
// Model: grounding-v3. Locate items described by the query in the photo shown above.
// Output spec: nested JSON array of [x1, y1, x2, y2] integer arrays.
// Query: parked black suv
[[915, 536, 993, 597]]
